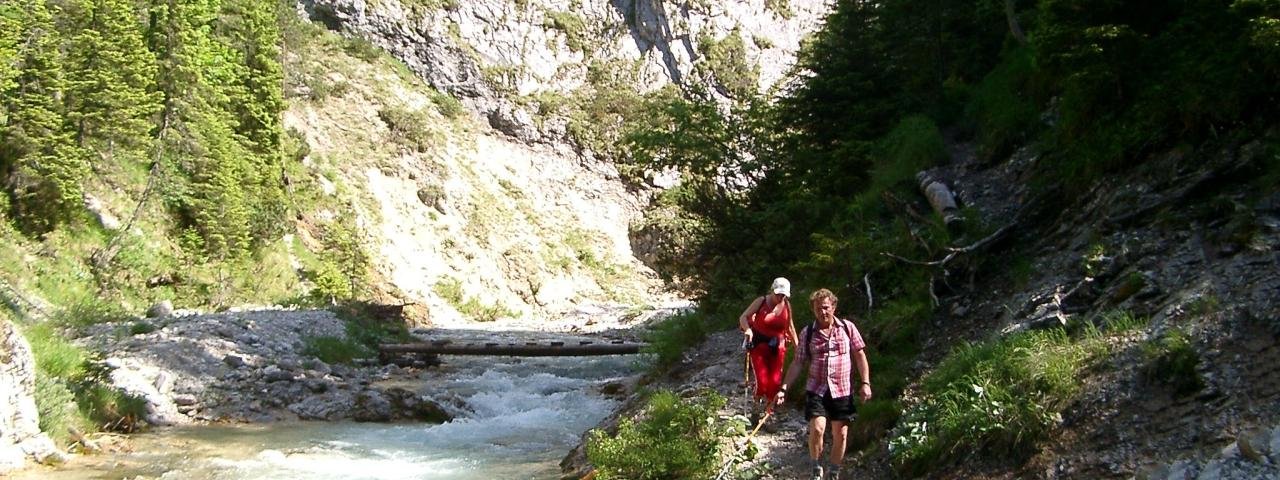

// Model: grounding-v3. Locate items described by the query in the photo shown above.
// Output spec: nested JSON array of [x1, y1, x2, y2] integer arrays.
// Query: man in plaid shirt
[[776, 288, 873, 480]]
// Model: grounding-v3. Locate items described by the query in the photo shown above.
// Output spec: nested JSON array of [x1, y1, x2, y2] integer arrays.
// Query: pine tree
[[217, 0, 287, 240], [0, 2, 20, 100], [149, 0, 253, 258], [0, 0, 88, 233], [64, 0, 161, 161]]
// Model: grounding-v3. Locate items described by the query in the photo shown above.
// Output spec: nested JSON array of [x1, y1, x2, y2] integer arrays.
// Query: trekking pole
[[712, 399, 775, 480], [742, 337, 752, 401]]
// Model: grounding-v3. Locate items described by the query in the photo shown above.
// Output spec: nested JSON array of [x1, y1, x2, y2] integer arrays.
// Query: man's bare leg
[[808, 416, 828, 461], [828, 420, 849, 468]]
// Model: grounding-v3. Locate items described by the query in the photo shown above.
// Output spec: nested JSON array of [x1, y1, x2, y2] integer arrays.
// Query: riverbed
[[19, 353, 641, 479]]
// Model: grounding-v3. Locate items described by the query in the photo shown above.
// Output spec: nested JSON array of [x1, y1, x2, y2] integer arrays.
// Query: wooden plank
[[379, 341, 646, 357]]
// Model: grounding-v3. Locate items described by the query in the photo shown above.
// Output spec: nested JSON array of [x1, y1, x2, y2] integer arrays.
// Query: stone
[[352, 390, 392, 422], [146, 300, 175, 318], [173, 394, 198, 406], [263, 366, 295, 383], [83, 193, 121, 230], [18, 435, 65, 466], [224, 354, 248, 368], [1, 320, 44, 473]]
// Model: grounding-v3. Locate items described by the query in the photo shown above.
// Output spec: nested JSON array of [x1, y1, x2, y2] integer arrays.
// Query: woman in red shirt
[[738, 277, 799, 413]]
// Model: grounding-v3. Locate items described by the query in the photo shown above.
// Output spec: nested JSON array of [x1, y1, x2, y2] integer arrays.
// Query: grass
[[963, 46, 1039, 163], [432, 276, 515, 322], [888, 326, 1114, 476], [696, 29, 759, 98], [1141, 327, 1203, 396], [543, 10, 589, 53], [586, 389, 728, 480], [642, 310, 713, 372], [20, 320, 146, 443]]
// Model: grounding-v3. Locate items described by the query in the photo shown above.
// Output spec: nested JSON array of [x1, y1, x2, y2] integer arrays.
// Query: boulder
[[1, 320, 59, 473], [146, 300, 175, 318]]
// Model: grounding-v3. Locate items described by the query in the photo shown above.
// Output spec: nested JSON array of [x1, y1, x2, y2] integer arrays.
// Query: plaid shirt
[[795, 318, 866, 398]]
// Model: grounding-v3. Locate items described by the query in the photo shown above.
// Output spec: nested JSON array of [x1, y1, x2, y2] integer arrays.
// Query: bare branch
[[863, 273, 874, 312]]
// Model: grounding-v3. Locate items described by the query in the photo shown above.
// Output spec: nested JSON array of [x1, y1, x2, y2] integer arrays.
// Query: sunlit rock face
[[297, 0, 831, 141], [1, 320, 63, 472]]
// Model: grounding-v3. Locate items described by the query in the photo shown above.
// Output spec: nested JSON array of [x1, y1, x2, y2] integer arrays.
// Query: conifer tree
[[0, 0, 88, 233], [217, 0, 287, 239], [64, 0, 161, 161], [149, 0, 253, 258], [0, 2, 20, 101]]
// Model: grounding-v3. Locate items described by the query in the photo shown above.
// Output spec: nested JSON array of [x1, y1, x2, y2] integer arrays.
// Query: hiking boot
[[809, 464, 824, 480], [828, 468, 841, 480]]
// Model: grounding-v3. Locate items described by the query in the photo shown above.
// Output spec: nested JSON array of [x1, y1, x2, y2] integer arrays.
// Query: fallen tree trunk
[[379, 341, 646, 357]]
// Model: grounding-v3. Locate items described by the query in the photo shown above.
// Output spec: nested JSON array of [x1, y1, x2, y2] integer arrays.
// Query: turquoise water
[[26, 354, 639, 480]]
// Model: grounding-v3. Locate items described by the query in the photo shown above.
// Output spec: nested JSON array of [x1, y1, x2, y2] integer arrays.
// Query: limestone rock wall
[[299, 0, 831, 142], [1, 320, 62, 473]]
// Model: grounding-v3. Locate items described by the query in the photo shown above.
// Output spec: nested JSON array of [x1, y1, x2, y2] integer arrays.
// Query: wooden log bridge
[[379, 339, 648, 357]]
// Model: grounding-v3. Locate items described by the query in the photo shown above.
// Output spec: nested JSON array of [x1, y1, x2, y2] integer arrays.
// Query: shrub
[[696, 29, 759, 98], [430, 90, 466, 119], [964, 47, 1039, 162], [889, 328, 1108, 475], [643, 311, 712, 372], [1141, 328, 1203, 396], [543, 10, 588, 52], [303, 335, 371, 364], [378, 106, 438, 152], [24, 322, 145, 440], [587, 390, 727, 480]]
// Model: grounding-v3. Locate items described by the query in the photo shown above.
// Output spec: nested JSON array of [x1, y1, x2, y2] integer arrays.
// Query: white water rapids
[[30, 353, 641, 479]]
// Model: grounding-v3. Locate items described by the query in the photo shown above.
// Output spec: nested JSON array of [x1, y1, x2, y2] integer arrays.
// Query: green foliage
[[1, 0, 89, 234], [328, 301, 412, 359], [303, 335, 371, 364], [379, 105, 438, 152], [1032, 0, 1280, 192], [565, 60, 651, 162], [1099, 309, 1147, 333], [34, 375, 83, 441], [430, 90, 466, 118], [432, 276, 513, 322], [0, 3, 19, 98], [889, 328, 1110, 475], [587, 390, 727, 480], [1141, 328, 1204, 395], [64, 0, 161, 161], [873, 115, 947, 192], [642, 310, 712, 371], [764, 0, 793, 20], [543, 10, 588, 52], [696, 29, 759, 98], [964, 47, 1039, 162], [53, 296, 131, 327], [342, 36, 384, 63], [22, 321, 144, 442]]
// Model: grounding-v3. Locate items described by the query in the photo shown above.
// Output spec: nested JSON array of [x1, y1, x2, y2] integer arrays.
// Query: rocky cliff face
[[284, 0, 832, 324], [0, 320, 63, 473], [299, 0, 830, 145]]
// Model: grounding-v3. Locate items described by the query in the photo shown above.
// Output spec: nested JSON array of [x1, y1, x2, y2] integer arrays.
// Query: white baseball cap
[[770, 277, 791, 297]]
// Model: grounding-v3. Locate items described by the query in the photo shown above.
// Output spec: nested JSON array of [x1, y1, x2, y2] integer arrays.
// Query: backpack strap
[[805, 319, 856, 359]]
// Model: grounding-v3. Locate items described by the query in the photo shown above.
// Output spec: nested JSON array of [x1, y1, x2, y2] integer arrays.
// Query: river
[[25, 353, 641, 479]]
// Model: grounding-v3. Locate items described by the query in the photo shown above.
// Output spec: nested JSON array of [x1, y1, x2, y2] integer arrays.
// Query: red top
[[750, 298, 792, 339]]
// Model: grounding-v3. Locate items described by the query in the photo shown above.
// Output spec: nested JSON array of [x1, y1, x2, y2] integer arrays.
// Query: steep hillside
[[281, 17, 663, 325], [299, 0, 829, 148]]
